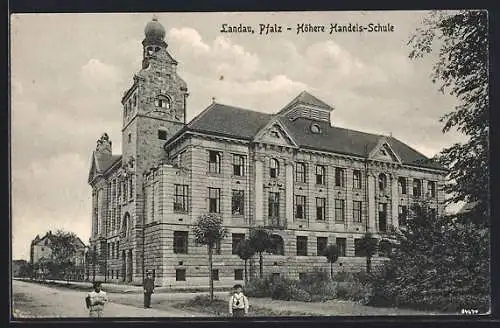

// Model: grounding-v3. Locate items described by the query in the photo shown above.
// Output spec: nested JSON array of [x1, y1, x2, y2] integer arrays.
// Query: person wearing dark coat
[[143, 271, 155, 308]]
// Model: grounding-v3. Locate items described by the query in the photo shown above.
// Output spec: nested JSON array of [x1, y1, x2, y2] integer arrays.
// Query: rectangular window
[[295, 195, 306, 219], [232, 190, 244, 215], [269, 192, 280, 219], [208, 188, 221, 213], [428, 181, 436, 198], [354, 239, 363, 257], [208, 151, 221, 173], [335, 238, 346, 256], [335, 199, 345, 222], [232, 154, 245, 176], [335, 168, 345, 187], [353, 170, 362, 189], [212, 269, 219, 281], [353, 201, 362, 223], [232, 233, 245, 254], [398, 177, 407, 194], [316, 165, 325, 185], [176, 269, 186, 281], [174, 184, 189, 213], [128, 133, 131, 143], [398, 205, 408, 226], [173, 231, 188, 254], [316, 197, 326, 221], [317, 237, 328, 256], [296, 162, 306, 183], [116, 241, 119, 259], [158, 130, 168, 140], [413, 179, 422, 197], [234, 269, 244, 281], [297, 236, 308, 256], [379, 203, 387, 232]]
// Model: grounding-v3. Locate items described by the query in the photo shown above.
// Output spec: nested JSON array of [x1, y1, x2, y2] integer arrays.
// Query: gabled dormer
[[253, 118, 298, 148], [368, 137, 402, 164], [278, 91, 334, 124]]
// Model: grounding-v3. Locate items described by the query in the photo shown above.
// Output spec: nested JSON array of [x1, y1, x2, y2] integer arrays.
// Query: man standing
[[143, 271, 155, 308], [85, 281, 108, 318]]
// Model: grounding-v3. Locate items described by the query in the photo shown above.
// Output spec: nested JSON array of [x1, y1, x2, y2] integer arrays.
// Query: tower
[[119, 17, 189, 282]]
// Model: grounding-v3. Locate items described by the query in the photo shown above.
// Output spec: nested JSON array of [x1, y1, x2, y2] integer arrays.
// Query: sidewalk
[[14, 278, 232, 294]]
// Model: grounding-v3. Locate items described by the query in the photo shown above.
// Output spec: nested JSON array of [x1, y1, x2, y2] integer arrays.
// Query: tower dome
[[144, 16, 165, 40]]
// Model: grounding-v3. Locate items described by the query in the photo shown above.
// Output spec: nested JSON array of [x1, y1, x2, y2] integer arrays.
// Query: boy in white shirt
[[229, 284, 249, 317], [85, 281, 108, 318]]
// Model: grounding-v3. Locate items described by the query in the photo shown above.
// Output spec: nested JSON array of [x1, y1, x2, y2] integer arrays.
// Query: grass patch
[[172, 295, 314, 317]]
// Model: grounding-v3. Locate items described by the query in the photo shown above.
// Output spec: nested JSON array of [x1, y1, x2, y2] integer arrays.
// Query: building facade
[[88, 18, 447, 287]]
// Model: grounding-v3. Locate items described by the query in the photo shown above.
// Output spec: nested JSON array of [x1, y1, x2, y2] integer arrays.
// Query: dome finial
[[144, 16, 166, 40]]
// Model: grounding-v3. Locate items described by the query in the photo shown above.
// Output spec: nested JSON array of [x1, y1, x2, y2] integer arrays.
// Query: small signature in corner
[[461, 309, 480, 315]]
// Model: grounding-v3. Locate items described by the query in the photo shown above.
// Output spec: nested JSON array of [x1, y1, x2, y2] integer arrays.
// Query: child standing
[[85, 281, 108, 318], [229, 284, 249, 317]]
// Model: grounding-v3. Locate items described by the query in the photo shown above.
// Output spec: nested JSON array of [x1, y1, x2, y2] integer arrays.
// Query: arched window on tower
[[155, 95, 171, 109]]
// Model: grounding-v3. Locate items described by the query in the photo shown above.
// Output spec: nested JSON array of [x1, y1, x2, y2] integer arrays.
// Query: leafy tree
[[192, 213, 228, 301], [322, 244, 339, 279], [234, 239, 255, 283], [44, 230, 81, 280], [370, 205, 490, 312], [408, 10, 488, 224], [357, 232, 378, 274], [248, 227, 273, 278]]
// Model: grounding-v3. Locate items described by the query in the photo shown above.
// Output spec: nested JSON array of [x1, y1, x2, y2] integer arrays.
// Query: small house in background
[[29, 231, 87, 281]]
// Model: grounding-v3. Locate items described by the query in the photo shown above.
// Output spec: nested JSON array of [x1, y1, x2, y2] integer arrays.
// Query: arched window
[[378, 173, 387, 191], [269, 235, 284, 255], [398, 177, 407, 194], [155, 95, 171, 109], [270, 158, 279, 178]]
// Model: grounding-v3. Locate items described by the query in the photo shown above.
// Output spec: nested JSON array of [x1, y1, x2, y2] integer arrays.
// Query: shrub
[[332, 270, 351, 282], [290, 284, 312, 302], [245, 276, 272, 298]]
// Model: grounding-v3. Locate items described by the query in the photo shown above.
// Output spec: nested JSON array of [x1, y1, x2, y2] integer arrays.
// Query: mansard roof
[[165, 92, 445, 171], [183, 102, 272, 140]]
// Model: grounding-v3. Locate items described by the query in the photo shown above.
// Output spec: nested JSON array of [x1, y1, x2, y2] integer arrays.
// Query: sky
[[10, 11, 467, 261]]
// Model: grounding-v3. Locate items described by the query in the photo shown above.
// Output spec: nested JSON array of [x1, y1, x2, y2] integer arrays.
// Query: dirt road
[[12, 280, 203, 318]]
